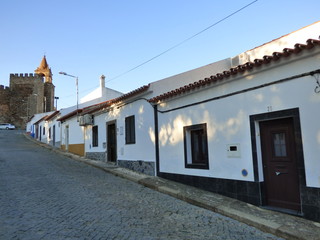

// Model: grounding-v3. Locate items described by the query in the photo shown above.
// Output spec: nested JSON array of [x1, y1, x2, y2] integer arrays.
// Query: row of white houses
[[27, 21, 320, 222]]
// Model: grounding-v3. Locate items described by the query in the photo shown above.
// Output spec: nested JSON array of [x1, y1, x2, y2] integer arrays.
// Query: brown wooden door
[[107, 123, 117, 162], [260, 118, 301, 211]]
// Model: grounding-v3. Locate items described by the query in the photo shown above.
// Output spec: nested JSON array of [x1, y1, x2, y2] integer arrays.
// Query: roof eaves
[[149, 39, 320, 103], [45, 111, 60, 121], [57, 109, 83, 122], [34, 115, 48, 125], [83, 84, 150, 115]]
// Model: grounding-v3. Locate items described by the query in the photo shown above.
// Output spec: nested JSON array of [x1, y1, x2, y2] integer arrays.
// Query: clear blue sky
[[0, 0, 319, 109]]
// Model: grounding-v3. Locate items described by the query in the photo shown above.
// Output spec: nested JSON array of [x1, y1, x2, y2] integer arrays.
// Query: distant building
[[0, 56, 55, 129]]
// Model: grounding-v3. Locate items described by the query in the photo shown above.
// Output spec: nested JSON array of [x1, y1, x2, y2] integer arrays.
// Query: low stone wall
[[118, 160, 155, 176], [86, 152, 106, 162]]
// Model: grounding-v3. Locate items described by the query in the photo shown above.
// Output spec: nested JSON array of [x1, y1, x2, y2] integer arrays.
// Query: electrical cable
[[106, 0, 258, 83]]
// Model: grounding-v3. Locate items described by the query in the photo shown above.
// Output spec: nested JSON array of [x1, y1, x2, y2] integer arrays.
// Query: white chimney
[[100, 74, 106, 99], [100, 75, 106, 89]]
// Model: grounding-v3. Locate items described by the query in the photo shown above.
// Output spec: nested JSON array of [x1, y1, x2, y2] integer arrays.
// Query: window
[[49, 127, 51, 139], [92, 125, 98, 147], [273, 132, 287, 157], [43, 127, 45, 135], [184, 123, 209, 169], [125, 115, 135, 144]]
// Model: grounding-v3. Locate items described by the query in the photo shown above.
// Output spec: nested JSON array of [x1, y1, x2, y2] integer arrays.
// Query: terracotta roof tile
[[34, 115, 48, 125], [57, 109, 82, 122], [45, 111, 60, 121], [149, 39, 320, 103], [58, 84, 150, 121]]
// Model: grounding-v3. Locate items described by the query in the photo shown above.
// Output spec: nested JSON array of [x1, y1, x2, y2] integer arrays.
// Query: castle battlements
[[0, 85, 10, 90], [10, 73, 44, 79]]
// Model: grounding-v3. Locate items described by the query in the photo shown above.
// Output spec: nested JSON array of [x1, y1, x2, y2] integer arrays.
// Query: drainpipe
[[153, 104, 160, 176]]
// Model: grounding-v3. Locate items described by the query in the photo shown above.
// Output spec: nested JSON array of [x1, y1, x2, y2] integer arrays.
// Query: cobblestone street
[[0, 131, 283, 240]]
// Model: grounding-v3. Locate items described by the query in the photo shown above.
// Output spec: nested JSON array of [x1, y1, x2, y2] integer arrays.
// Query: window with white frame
[[183, 123, 209, 169]]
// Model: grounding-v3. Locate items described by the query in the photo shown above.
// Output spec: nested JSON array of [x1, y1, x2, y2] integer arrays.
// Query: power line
[[106, 0, 258, 83]]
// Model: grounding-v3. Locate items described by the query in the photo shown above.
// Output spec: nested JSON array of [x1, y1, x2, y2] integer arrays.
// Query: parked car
[[0, 123, 16, 130]]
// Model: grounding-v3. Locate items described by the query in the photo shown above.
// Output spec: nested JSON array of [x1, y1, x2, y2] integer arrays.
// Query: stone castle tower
[[0, 56, 55, 129]]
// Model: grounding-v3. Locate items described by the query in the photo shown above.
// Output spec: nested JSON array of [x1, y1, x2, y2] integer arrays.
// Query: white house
[[58, 108, 85, 155], [80, 57, 233, 176], [35, 75, 124, 154], [81, 21, 320, 178], [45, 111, 61, 147], [80, 85, 157, 174], [150, 38, 320, 222]]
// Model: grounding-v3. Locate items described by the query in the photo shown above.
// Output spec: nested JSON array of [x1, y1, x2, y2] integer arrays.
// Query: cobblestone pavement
[[0, 131, 283, 240]]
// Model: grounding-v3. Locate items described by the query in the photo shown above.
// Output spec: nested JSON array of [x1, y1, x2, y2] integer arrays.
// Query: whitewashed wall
[[47, 117, 61, 146], [38, 120, 48, 143], [85, 99, 155, 163], [157, 47, 320, 188], [149, 58, 231, 97], [60, 117, 84, 146], [26, 112, 50, 136]]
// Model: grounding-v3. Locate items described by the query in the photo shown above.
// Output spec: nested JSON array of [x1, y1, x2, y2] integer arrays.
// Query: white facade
[[46, 113, 61, 147], [60, 115, 85, 155], [153, 38, 320, 222], [84, 95, 156, 174], [157, 46, 320, 187], [26, 112, 50, 137], [148, 58, 232, 96]]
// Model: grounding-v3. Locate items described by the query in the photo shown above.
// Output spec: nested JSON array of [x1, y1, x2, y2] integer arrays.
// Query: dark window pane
[[184, 123, 209, 169], [273, 132, 287, 157], [125, 115, 135, 144], [92, 126, 98, 147]]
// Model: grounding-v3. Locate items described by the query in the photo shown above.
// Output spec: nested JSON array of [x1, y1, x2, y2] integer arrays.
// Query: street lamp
[[59, 71, 79, 121]]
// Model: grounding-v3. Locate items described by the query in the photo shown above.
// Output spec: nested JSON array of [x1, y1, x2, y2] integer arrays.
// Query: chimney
[[100, 75, 106, 98], [100, 75, 105, 89]]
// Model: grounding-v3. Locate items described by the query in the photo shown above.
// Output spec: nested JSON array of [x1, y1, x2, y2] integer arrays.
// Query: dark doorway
[[260, 118, 301, 211], [39, 126, 42, 141], [53, 125, 56, 146], [107, 122, 117, 162]]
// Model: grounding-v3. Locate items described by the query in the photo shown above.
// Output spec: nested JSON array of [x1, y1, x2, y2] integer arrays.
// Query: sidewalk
[[25, 135, 320, 240]]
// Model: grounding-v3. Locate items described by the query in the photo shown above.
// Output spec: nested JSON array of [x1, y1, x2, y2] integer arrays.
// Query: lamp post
[[59, 71, 79, 121]]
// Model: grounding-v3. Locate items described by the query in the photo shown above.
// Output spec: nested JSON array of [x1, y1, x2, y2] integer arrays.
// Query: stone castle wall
[[0, 73, 55, 128], [0, 85, 11, 123], [44, 82, 55, 112]]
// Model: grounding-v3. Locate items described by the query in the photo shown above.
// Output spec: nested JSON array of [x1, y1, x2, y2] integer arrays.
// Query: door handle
[[275, 171, 288, 176]]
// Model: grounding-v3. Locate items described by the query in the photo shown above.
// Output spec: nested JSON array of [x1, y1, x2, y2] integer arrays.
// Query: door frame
[[106, 120, 117, 163], [250, 108, 306, 210]]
